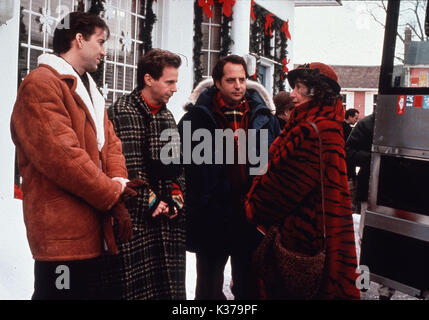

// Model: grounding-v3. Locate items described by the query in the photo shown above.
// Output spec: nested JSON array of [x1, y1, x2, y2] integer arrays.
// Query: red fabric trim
[[14, 184, 23, 200], [171, 183, 182, 196], [141, 92, 162, 114]]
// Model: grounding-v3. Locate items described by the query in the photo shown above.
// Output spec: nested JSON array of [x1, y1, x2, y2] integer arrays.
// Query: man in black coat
[[343, 108, 360, 142], [178, 55, 280, 300], [344, 108, 360, 212], [346, 112, 373, 209]]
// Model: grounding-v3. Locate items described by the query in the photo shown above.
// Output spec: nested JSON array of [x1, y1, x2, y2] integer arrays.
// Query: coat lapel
[[37, 53, 105, 151]]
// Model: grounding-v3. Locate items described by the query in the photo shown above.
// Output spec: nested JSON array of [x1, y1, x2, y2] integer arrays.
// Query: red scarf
[[213, 92, 251, 197], [141, 92, 162, 114]]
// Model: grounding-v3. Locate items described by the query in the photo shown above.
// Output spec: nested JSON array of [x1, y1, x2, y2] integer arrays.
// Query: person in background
[[179, 55, 280, 300], [10, 12, 132, 300], [343, 108, 359, 141], [246, 62, 360, 299], [105, 49, 186, 300], [343, 108, 360, 213], [273, 91, 295, 128]]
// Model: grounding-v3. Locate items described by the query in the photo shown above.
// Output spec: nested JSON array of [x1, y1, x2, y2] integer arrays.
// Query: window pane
[[202, 24, 209, 49], [30, 48, 43, 72], [49, 0, 60, 15], [31, 14, 44, 47], [125, 67, 135, 91], [115, 65, 124, 91], [201, 52, 209, 77], [106, 91, 114, 109], [210, 25, 221, 50], [20, 10, 30, 45], [18, 46, 28, 84], [32, 0, 45, 12]]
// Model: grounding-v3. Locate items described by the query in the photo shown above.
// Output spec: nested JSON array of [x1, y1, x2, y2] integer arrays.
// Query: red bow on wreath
[[250, 0, 256, 21], [219, 0, 236, 17], [281, 20, 292, 40], [265, 13, 274, 36], [198, 0, 214, 18], [281, 58, 290, 80]]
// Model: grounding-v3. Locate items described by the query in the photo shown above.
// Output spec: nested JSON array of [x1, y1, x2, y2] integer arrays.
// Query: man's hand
[[110, 200, 133, 243], [121, 179, 148, 201], [152, 201, 178, 220]]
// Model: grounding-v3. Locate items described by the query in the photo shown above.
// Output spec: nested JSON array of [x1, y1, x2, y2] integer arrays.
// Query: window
[[18, 0, 147, 108], [249, 3, 288, 95], [341, 94, 347, 108], [102, 0, 146, 107], [18, 0, 87, 87], [200, 2, 221, 78]]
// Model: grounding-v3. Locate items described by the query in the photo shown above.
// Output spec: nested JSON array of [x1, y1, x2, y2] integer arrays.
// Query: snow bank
[[0, 199, 33, 300]]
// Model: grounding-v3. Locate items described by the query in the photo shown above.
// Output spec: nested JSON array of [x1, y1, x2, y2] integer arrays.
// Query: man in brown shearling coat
[[10, 12, 132, 300]]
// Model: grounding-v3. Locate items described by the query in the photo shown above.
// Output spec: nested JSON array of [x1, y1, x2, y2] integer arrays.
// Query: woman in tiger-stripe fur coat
[[246, 63, 360, 299]]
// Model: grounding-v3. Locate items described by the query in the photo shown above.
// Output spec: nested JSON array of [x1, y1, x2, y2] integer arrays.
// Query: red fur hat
[[287, 62, 341, 94]]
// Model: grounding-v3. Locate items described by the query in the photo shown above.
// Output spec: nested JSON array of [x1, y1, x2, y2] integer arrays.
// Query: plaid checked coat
[[105, 88, 186, 300]]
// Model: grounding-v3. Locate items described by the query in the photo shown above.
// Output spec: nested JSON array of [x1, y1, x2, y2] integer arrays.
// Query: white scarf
[[37, 53, 105, 151]]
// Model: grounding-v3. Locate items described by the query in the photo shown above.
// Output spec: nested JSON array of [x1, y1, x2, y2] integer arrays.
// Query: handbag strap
[[307, 121, 327, 250]]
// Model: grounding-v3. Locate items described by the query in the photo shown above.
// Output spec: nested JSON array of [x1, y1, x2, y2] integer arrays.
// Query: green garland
[[193, 0, 233, 87], [142, 0, 157, 54], [88, 0, 104, 15], [193, 1, 204, 87], [249, 2, 288, 94], [220, 14, 233, 58]]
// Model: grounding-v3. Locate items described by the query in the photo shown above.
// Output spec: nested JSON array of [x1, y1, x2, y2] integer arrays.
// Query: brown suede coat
[[11, 59, 127, 261]]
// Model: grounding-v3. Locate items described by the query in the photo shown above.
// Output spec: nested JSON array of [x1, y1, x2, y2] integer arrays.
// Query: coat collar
[[183, 78, 275, 112], [37, 53, 105, 151], [128, 88, 167, 118]]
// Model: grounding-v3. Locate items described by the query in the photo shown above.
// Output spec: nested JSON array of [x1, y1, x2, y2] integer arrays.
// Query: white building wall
[[153, 0, 195, 122], [0, 3, 20, 201]]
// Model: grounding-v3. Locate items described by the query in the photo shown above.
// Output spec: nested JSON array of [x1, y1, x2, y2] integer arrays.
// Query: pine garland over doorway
[[193, 0, 233, 87], [249, 1, 289, 94]]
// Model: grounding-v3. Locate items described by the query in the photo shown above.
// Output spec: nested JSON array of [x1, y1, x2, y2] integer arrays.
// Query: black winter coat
[[345, 113, 375, 201], [178, 85, 281, 253]]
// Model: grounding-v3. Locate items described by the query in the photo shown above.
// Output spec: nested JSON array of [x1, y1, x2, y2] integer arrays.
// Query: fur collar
[[183, 78, 275, 111], [37, 53, 105, 151]]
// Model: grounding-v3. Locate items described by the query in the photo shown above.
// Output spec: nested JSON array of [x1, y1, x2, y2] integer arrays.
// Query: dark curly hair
[[294, 65, 342, 107]]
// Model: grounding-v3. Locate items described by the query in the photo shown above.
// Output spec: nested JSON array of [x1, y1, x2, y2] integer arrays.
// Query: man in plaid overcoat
[[105, 49, 186, 299]]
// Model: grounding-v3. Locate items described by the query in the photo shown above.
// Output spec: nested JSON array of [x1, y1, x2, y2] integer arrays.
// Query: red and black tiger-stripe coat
[[246, 99, 360, 299]]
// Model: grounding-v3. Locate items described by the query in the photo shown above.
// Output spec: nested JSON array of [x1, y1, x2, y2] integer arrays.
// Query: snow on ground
[[0, 199, 33, 300]]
